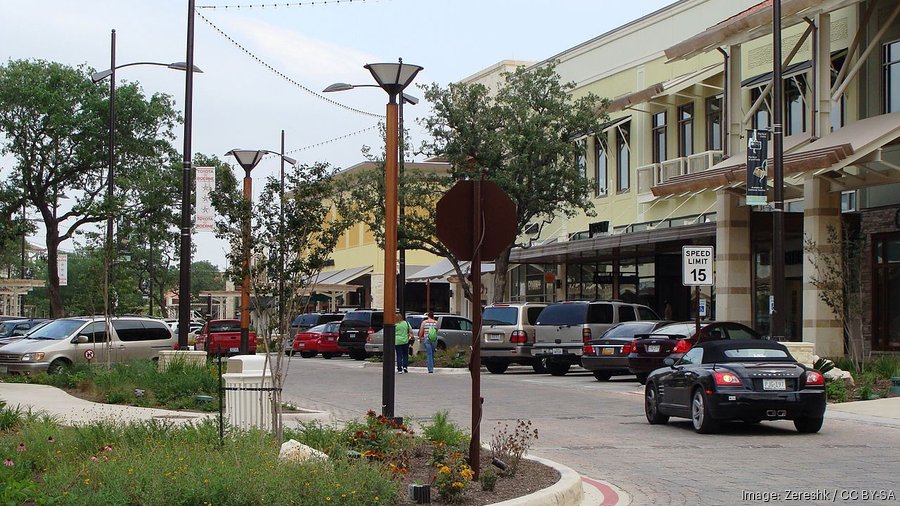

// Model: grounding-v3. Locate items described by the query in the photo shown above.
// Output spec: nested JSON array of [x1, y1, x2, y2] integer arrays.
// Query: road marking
[[582, 475, 622, 506]]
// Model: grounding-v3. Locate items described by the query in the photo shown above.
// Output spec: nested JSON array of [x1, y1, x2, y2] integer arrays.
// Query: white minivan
[[0, 316, 175, 374]]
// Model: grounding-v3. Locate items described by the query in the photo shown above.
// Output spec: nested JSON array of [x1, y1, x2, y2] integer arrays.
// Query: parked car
[[644, 339, 826, 434], [0, 319, 48, 344], [532, 300, 660, 376], [627, 321, 761, 384], [286, 312, 345, 350], [580, 320, 672, 381], [364, 314, 425, 356], [364, 314, 472, 355], [0, 319, 51, 348], [0, 316, 175, 374], [480, 302, 547, 374], [195, 319, 257, 356], [165, 319, 205, 346], [338, 310, 384, 360], [291, 321, 345, 358]]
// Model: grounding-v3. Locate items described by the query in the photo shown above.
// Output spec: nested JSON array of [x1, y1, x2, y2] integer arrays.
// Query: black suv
[[285, 313, 345, 352], [338, 310, 384, 360]]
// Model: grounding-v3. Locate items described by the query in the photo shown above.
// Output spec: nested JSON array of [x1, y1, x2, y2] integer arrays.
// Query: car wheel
[[547, 361, 570, 376], [531, 358, 548, 374], [322, 353, 334, 359], [691, 388, 719, 434], [635, 373, 648, 385], [592, 371, 612, 381], [299, 351, 316, 359], [644, 383, 669, 425], [793, 416, 824, 434], [47, 359, 70, 375], [485, 362, 509, 374]]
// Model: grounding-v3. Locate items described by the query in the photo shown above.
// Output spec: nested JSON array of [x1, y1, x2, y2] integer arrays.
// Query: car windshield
[[536, 304, 587, 325], [0, 322, 14, 334], [602, 322, 659, 339], [406, 316, 424, 329], [649, 323, 698, 338], [292, 314, 320, 326], [342, 312, 370, 326], [209, 321, 241, 333], [482, 307, 518, 326], [26, 319, 86, 340], [722, 348, 791, 360], [307, 323, 329, 333]]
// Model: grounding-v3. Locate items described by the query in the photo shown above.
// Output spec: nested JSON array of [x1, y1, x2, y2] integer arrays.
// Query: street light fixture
[[225, 149, 297, 355], [324, 58, 423, 418], [91, 28, 202, 323]]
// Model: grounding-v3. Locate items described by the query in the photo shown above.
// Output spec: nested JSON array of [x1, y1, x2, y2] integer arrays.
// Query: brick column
[[802, 175, 843, 357], [715, 190, 752, 325]]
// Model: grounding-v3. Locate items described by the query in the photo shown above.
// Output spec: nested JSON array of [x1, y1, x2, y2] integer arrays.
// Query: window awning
[[407, 258, 496, 282], [310, 265, 372, 286], [606, 63, 723, 113], [595, 115, 631, 133], [741, 60, 812, 88], [651, 112, 900, 197], [665, 0, 864, 62]]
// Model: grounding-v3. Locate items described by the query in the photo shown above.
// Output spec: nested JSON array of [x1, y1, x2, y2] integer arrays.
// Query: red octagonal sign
[[436, 180, 517, 261]]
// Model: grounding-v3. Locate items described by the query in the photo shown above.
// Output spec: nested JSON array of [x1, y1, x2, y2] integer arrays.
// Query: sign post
[[683, 246, 714, 336]]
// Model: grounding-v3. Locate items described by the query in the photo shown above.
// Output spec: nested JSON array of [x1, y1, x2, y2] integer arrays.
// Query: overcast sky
[[2, 0, 674, 269]]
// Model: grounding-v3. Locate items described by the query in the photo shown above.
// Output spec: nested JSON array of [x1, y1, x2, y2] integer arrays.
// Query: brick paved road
[[281, 358, 900, 505]]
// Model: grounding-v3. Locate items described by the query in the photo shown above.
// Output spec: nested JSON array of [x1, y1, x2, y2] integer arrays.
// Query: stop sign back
[[436, 180, 517, 261]]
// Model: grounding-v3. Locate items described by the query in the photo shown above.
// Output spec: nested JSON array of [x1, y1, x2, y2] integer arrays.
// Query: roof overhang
[[665, 0, 865, 62], [606, 63, 723, 114]]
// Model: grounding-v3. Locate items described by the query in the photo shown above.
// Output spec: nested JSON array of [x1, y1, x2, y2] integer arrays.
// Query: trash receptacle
[[222, 355, 274, 430]]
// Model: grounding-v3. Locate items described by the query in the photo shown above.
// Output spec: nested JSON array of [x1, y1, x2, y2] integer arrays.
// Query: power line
[[196, 9, 383, 119], [197, 0, 368, 9]]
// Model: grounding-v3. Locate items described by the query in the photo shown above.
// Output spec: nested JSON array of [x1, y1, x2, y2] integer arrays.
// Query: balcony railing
[[659, 158, 685, 184], [637, 163, 658, 194], [687, 150, 724, 174]]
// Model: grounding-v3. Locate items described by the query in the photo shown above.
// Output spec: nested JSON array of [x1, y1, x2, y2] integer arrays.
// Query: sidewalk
[[1, 382, 897, 506]]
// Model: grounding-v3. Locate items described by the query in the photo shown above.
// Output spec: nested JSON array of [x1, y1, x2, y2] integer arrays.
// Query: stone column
[[715, 190, 752, 325], [802, 175, 843, 357]]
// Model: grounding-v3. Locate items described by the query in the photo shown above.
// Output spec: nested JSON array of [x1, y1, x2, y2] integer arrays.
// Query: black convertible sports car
[[644, 339, 826, 434]]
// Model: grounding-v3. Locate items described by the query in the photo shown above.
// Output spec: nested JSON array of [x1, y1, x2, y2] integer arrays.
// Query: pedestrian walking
[[418, 312, 438, 373], [395, 312, 412, 373]]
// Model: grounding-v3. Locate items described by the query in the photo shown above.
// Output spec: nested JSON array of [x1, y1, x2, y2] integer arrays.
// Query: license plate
[[601, 347, 615, 356], [486, 334, 503, 342], [297, 342, 306, 348], [763, 378, 786, 390], [326, 337, 334, 342], [229, 347, 239, 353], [551, 348, 563, 355], [0, 365, 7, 374], [647, 345, 660, 353]]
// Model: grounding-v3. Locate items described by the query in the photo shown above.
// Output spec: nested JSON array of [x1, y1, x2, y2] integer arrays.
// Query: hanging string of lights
[[261, 124, 380, 162], [196, 9, 383, 119], [197, 0, 369, 9]]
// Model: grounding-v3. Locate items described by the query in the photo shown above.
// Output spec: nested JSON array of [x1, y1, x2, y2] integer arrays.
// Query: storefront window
[[595, 136, 608, 197], [884, 40, 900, 113], [873, 233, 900, 350]]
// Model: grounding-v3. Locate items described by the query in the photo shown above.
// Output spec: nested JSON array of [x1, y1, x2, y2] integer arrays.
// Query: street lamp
[[225, 149, 297, 355], [324, 58, 423, 418], [91, 28, 201, 322]]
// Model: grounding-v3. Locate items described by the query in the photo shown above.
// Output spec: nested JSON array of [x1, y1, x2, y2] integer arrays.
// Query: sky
[[1, 0, 675, 269]]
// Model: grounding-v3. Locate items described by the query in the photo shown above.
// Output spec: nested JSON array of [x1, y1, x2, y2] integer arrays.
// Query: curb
[[360, 361, 471, 374], [581, 475, 631, 506], [488, 455, 583, 506]]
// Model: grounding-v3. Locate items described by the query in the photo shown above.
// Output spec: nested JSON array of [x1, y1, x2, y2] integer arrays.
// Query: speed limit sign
[[683, 246, 714, 286], [84, 349, 95, 361]]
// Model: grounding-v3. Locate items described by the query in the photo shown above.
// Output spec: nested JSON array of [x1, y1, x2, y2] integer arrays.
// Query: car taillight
[[582, 328, 592, 344], [713, 370, 743, 386], [367, 327, 375, 335], [805, 370, 825, 386], [582, 345, 594, 355], [672, 339, 692, 353], [622, 340, 636, 355], [510, 330, 527, 344]]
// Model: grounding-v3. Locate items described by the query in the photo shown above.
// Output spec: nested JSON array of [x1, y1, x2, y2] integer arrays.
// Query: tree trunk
[[43, 217, 64, 318], [492, 246, 512, 303]]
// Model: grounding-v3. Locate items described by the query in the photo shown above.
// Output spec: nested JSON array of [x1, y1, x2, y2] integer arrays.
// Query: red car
[[292, 322, 345, 359]]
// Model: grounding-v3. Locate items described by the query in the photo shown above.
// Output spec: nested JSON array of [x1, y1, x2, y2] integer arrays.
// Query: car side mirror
[[664, 357, 676, 367], [72, 334, 90, 344]]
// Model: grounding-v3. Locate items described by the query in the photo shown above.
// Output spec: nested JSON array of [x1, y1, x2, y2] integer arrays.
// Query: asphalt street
[[281, 356, 900, 505]]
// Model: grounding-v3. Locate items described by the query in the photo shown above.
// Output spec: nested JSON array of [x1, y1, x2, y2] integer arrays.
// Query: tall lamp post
[[179, 0, 198, 349], [91, 28, 201, 322], [324, 59, 423, 418], [225, 149, 297, 355]]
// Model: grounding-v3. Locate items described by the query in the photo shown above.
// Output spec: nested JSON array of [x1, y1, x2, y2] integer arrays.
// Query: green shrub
[[489, 419, 538, 477], [826, 379, 848, 402], [422, 410, 468, 449], [0, 400, 24, 431]]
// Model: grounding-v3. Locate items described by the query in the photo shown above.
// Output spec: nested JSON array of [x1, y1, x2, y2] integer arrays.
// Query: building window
[[705, 96, 722, 151], [884, 40, 900, 113], [652, 111, 666, 163], [594, 135, 607, 197], [872, 232, 900, 351], [785, 76, 807, 135], [617, 123, 630, 192], [831, 52, 846, 131], [751, 87, 771, 130], [575, 138, 587, 180], [678, 103, 694, 157]]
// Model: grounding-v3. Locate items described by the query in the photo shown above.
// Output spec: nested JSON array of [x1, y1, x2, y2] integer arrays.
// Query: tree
[[0, 59, 180, 317], [420, 62, 607, 301], [212, 160, 353, 439], [191, 260, 223, 299]]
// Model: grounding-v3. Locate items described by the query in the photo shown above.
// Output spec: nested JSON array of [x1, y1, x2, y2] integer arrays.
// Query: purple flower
[[3, 459, 13, 467], [16, 443, 25, 453]]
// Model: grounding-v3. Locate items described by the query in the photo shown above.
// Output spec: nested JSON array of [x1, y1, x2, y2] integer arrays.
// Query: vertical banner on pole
[[195, 166, 216, 232], [746, 129, 769, 206], [58, 253, 68, 286]]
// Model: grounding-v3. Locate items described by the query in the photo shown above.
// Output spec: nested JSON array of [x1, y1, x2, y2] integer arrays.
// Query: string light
[[197, 0, 369, 9], [260, 124, 380, 163], [196, 9, 383, 119]]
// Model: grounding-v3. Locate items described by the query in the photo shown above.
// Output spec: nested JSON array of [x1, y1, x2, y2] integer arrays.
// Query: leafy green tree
[[191, 260, 223, 298], [0, 59, 180, 317], [420, 62, 607, 300]]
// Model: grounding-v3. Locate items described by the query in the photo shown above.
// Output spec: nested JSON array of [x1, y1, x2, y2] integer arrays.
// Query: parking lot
[[282, 356, 900, 505]]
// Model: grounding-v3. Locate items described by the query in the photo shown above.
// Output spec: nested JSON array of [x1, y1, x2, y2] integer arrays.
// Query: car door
[[76, 321, 112, 365], [111, 319, 147, 361], [437, 317, 462, 349], [663, 346, 704, 414]]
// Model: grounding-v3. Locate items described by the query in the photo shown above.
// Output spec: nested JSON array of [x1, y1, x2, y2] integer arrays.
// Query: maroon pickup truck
[[195, 319, 257, 356]]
